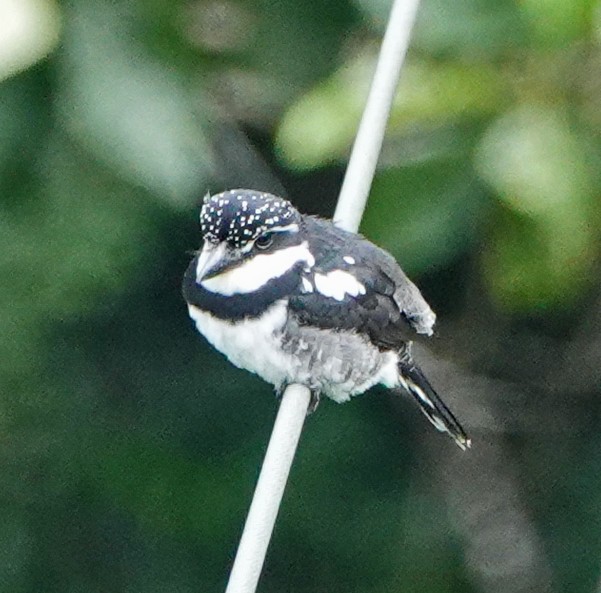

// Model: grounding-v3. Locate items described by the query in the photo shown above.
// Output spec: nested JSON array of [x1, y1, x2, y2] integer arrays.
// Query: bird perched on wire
[[183, 189, 470, 450]]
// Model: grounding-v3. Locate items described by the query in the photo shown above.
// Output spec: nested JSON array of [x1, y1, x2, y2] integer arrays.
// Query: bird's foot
[[276, 384, 320, 415], [307, 391, 321, 415], [275, 383, 287, 399]]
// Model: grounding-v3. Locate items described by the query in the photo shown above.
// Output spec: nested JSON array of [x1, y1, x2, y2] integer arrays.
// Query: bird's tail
[[396, 359, 471, 451]]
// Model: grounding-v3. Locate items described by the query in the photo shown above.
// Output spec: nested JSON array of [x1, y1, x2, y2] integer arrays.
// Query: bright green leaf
[[521, 0, 593, 46], [475, 104, 594, 219], [476, 104, 599, 310], [276, 52, 506, 170]]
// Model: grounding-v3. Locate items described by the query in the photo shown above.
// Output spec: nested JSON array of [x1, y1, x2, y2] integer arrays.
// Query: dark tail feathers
[[397, 360, 471, 451]]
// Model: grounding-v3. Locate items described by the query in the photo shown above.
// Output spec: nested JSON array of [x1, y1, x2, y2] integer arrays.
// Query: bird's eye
[[255, 233, 274, 250]]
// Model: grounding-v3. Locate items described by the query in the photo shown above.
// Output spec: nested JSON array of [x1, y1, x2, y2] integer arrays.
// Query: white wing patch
[[201, 242, 315, 296], [343, 256, 355, 265], [313, 270, 366, 301]]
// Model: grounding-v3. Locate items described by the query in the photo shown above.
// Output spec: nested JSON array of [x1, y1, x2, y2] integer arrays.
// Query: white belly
[[187, 301, 294, 389], [188, 302, 402, 401]]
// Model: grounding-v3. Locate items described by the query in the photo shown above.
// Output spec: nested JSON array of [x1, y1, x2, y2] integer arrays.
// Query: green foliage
[[276, 0, 601, 313], [476, 105, 599, 310], [0, 0, 600, 592], [276, 56, 506, 169], [362, 159, 489, 274], [58, 1, 213, 203]]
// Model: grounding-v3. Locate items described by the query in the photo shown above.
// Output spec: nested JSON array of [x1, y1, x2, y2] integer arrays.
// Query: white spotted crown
[[200, 189, 300, 248]]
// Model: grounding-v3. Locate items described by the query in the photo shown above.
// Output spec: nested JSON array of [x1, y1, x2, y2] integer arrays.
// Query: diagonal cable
[[224, 2, 421, 591]]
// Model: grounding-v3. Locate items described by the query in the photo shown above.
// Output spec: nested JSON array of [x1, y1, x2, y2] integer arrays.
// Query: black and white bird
[[183, 189, 470, 450]]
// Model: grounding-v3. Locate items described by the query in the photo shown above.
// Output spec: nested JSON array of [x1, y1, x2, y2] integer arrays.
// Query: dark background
[[1, 0, 600, 592]]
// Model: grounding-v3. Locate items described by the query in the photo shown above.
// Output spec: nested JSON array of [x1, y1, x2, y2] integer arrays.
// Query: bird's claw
[[307, 391, 321, 415]]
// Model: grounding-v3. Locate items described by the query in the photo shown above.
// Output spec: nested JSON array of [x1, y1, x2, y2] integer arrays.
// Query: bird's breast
[[187, 300, 294, 388]]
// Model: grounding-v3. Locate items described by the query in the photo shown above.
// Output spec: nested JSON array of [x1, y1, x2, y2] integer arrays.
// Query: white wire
[[224, 1, 421, 591], [224, 385, 310, 593], [334, 0, 421, 232]]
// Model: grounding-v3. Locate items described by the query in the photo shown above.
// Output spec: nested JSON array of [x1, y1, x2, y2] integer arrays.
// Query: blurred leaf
[[276, 52, 506, 170], [521, 0, 594, 46], [274, 56, 367, 170], [190, 0, 358, 128], [350, 0, 392, 29], [412, 0, 525, 57], [247, 0, 357, 99], [361, 159, 489, 274], [0, 135, 160, 380], [57, 1, 212, 206], [475, 104, 599, 310], [388, 60, 506, 128], [10, 139, 156, 313], [482, 208, 597, 312], [475, 105, 595, 217], [354, 0, 525, 56], [0, 0, 61, 82]]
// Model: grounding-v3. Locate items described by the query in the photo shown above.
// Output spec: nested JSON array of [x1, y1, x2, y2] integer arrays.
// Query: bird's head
[[195, 189, 314, 296]]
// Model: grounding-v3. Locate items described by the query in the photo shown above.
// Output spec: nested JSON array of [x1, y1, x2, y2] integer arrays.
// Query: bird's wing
[[289, 217, 436, 350]]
